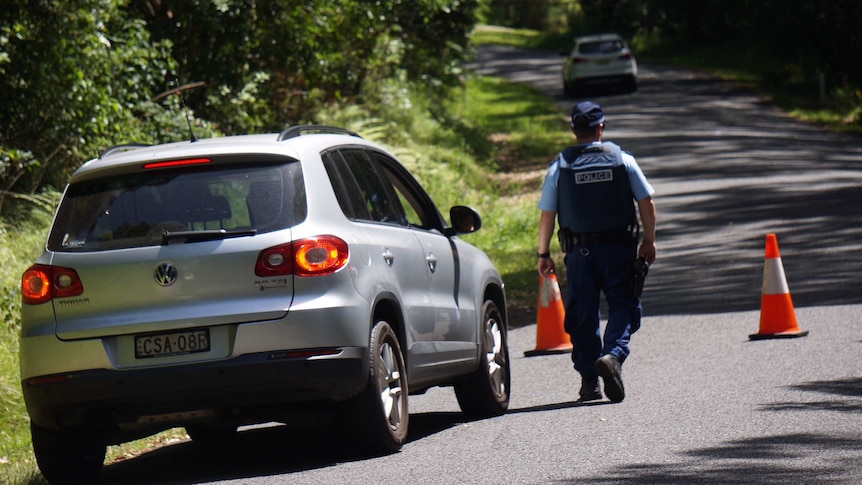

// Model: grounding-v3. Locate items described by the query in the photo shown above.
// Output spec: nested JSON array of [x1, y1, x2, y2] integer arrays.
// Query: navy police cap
[[570, 101, 605, 127]]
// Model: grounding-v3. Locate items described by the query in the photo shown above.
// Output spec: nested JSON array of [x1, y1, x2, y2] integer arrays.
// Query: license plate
[[135, 329, 210, 359]]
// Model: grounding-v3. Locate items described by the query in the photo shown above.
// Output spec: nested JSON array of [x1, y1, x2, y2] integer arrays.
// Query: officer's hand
[[639, 240, 656, 265], [538, 257, 556, 276]]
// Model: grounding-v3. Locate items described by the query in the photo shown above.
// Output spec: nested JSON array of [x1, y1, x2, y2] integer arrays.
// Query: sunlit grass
[[472, 25, 545, 48], [471, 24, 569, 51], [456, 77, 570, 167]]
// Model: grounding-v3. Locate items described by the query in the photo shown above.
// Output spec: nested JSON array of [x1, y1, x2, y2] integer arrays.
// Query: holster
[[631, 257, 649, 298], [558, 228, 574, 253]]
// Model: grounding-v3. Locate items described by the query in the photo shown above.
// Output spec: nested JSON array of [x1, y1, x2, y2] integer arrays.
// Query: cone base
[[524, 345, 572, 357], [749, 329, 809, 340]]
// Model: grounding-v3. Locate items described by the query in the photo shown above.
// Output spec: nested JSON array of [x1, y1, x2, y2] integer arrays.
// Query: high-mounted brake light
[[143, 158, 212, 170], [255, 235, 349, 277], [21, 264, 84, 305]]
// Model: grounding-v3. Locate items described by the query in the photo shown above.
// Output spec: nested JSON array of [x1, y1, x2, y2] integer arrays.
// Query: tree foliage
[[0, 0, 479, 217], [1, 0, 860, 219], [0, 0, 180, 208], [633, 0, 862, 86], [126, 0, 478, 132]]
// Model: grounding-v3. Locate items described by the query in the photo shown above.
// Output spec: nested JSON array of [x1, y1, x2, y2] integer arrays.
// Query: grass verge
[[1, 213, 52, 484]]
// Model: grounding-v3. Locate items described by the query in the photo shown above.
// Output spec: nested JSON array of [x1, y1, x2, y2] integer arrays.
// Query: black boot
[[578, 377, 602, 402], [596, 354, 625, 403]]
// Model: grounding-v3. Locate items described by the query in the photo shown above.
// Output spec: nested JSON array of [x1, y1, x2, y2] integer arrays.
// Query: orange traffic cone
[[749, 234, 809, 340], [525, 273, 573, 356]]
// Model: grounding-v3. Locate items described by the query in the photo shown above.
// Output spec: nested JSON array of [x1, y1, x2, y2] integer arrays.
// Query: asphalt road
[[94, 46, 862, 485]]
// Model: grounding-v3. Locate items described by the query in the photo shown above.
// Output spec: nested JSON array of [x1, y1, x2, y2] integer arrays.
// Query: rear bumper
[[576, 73, 636, 86], [23, 346, 368, 431]]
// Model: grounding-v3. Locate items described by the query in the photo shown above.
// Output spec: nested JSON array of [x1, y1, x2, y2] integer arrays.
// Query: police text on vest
[[575, 170, 613, 184]]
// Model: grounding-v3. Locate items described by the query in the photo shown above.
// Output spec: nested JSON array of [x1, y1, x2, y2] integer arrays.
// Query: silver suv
[[20, 126, 510, 484]]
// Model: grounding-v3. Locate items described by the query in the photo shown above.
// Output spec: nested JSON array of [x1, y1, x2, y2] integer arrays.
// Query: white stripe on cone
[[762, 257, 790, 295], [540, 275, 563, 307]]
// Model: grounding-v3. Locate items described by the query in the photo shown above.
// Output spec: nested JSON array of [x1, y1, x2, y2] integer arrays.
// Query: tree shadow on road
[[556, 432, 862, 484], [552, 373, 862, 484], [762, 377, 862, 413]]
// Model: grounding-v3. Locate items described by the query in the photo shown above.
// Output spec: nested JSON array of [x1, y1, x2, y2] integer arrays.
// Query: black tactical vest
[[557, 142, 636, 233]]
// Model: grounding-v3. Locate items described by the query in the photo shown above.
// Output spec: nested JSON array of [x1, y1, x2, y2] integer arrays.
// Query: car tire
[[31, 421, 106, 485], [454, 300, 511, 419], [185, 424, 238, 444], [343, 320, 409, 454]]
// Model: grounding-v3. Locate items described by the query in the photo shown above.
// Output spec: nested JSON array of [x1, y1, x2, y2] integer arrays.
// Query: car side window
[[329, 149, 406, 225], [323, 151, 371, 221], [389, 179, 424, 228], [372, 152, 445, 232]]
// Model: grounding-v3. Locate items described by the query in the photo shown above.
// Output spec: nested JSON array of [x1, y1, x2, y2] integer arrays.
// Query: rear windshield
[[48, 161, 306, 251], [579, 40, 625, 54]]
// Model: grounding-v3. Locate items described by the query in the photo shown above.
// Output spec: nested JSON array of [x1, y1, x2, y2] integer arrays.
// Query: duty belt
[[558, 228, 634, 253]]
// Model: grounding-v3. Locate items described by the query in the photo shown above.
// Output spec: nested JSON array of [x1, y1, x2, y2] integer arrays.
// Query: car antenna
[[154, 79, 206, 143]]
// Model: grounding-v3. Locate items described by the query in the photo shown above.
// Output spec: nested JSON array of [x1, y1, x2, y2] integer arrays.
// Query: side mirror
[[446, 205, 482, 236]]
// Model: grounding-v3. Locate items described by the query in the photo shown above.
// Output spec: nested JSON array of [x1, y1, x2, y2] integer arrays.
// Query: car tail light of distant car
[[21, 264, 84, 305], [255, 235, 349, 277]]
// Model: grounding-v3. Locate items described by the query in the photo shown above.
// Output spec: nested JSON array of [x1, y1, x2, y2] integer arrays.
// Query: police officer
[[537, 101, 657, 403]]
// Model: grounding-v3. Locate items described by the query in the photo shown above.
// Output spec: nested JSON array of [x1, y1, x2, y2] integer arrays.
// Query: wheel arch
[[483, 282, 508, 328], [370, 293, 407, 364]]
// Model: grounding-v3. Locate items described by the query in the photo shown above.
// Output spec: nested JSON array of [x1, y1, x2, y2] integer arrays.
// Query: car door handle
[[382, 249, 394, 267], [426, 253, 437, 273]]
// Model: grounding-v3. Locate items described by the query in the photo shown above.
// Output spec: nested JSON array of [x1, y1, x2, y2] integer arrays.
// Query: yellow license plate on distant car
[[135, 329, 210, 358]]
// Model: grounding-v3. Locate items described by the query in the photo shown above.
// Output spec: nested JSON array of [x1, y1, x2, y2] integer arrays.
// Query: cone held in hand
[[750, 233, 808, 340], [525, 273, 573, 356]]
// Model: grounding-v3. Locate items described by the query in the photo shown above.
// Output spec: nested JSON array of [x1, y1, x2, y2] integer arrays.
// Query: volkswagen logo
[[154, 262, 178, 287]]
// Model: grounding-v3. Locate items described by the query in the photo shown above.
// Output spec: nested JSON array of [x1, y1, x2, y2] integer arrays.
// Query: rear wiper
[[159, 228, 257, 245]]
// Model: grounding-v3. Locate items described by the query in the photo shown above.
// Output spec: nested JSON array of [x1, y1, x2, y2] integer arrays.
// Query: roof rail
[[277, 125, 361, 141], [100, 143, 152, 159]]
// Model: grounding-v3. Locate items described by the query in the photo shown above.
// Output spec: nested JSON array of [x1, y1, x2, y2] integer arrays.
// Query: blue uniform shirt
[[538, 141, 654, 212]]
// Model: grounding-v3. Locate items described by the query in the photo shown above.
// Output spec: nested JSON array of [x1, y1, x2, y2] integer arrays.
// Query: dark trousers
[[563, 243, 642, 379]]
